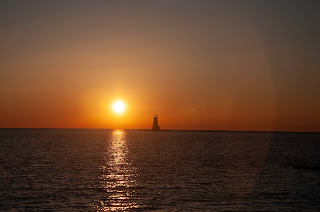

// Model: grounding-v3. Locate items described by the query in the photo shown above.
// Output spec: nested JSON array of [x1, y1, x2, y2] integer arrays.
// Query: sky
[[0, 0, 319, 131]]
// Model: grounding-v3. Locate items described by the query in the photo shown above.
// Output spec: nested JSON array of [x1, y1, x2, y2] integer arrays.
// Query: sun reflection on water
[[95, 130, 141, 211]]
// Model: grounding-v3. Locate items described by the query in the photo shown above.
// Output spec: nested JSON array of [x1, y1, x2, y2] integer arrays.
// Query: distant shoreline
[[0, 128, 319, 134]]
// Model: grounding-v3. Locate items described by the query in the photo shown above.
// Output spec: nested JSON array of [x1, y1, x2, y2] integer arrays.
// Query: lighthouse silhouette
[[152, 115, 160, 131]]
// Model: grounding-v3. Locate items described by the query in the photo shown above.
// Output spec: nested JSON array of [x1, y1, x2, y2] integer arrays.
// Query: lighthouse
[[152, 115, 160, 131]]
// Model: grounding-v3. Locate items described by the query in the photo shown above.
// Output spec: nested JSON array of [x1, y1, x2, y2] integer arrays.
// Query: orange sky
[[0, 1, 319, 132]]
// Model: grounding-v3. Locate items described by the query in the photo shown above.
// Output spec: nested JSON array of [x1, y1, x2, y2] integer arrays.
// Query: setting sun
[[112, 101, 126, 114]]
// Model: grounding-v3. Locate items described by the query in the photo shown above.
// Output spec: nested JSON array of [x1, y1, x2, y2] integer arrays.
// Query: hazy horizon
[[1, 127, 320, 134]]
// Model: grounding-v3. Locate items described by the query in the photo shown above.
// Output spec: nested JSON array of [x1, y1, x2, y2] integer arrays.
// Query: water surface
[[0, 129, 319, 211]]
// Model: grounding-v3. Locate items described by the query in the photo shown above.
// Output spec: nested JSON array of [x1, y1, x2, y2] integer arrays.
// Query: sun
[[112, 100, 126, 114]]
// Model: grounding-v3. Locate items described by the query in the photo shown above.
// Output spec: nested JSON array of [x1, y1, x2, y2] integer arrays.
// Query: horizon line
[[0, 128, 319, 134]]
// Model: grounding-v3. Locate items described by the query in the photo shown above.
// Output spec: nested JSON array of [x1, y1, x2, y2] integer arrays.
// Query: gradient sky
[[0, 0, 319, 131]]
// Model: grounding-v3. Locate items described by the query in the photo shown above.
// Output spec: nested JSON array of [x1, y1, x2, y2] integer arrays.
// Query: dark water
[[0, 129, 319, 211]]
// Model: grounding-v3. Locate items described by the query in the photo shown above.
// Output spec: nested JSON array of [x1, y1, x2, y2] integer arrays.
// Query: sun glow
[[112, 100, 126, 114]]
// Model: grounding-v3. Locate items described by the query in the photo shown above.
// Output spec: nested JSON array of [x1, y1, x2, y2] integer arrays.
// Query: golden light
[[112, 100, 126, 114]]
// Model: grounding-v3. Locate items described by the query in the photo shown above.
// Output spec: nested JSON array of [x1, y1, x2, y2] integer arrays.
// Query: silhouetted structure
[[152, 115, 160, 131]]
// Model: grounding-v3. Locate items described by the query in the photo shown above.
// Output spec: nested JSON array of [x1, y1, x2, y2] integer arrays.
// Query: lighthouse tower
[[152, 115, 160, 131]]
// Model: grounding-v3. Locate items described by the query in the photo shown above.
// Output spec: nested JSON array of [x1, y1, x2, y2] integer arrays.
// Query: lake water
[[0, 129, 319, 211]]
